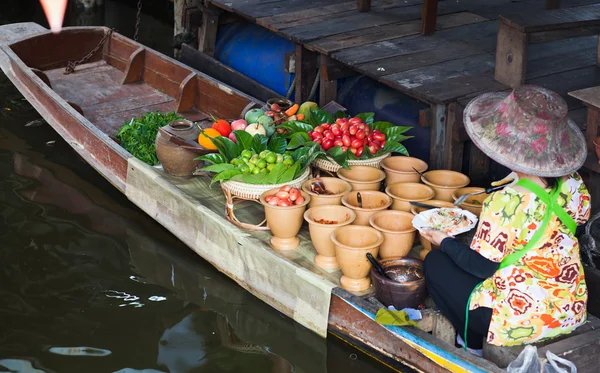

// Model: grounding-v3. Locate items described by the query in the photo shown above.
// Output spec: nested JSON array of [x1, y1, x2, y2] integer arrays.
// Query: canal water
[[0, 2, 403, 373]]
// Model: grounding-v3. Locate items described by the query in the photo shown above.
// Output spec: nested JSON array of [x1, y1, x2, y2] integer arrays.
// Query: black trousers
[[423, 250, 493, 349]]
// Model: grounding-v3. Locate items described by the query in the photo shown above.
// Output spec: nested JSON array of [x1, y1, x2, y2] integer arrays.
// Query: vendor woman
[[422, 85, 591, 355]]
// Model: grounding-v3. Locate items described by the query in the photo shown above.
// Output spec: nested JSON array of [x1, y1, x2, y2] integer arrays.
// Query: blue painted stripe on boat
[[348, 302, 489, 373]]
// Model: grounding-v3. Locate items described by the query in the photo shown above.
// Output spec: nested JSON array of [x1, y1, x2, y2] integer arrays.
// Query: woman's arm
[[440, 237, 499, 279]]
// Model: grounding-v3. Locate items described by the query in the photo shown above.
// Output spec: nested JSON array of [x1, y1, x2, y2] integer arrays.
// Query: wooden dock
[[190, 0, 600, 188]]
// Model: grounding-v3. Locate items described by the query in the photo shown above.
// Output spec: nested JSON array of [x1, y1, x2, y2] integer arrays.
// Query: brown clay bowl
[[410, 199, 454, 251], [336, 165, 385, 191], [341, 191, 392, 226], [385, 182, 435, 212], [452, 187, 490, 217], [421, 170, 470, 202], [381, 156, 428, 185], [369, 210, 416, 259], [302, 177, 352, 209], [260, 188, 311, 251], [370, 257, 427, 310], [332, 225, 383, 292], [304, 205, 356, 270]]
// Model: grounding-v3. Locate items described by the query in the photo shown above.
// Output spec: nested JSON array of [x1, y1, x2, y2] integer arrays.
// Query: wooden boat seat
[[494, 3, 600, 88], [483, 313, 600, 369]]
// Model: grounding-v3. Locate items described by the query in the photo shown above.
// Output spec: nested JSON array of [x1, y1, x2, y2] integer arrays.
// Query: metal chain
[[64, 29, 114, 75], [134, 0, 143, 41]]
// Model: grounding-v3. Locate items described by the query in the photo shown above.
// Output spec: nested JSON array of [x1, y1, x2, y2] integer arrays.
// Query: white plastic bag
[[543, 350, 577, 373], [507, 345, 541, 373]]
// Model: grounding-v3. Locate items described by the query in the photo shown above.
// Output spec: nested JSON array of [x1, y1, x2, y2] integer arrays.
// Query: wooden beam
[[586, 107, 600, 151], [357, 0, 371, 12], [121, 47, 145, 85], [198, 5, 221, 57], [294, 45, 318, 103], [319, 55, 338, 107], [494, 22, 528, 88], [546, 0, 560, 10], [180, 44, 279, 102], [429, 103, 464, 171], [421, 0, 439, 36]]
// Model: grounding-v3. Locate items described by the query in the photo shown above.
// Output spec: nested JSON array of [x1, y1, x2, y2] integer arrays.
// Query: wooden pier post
[[295, 46, 318, 103], [357, 0, 371, 12], [197, 3, 222, 57]]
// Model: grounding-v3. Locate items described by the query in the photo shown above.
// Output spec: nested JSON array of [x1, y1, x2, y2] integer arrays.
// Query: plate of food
[[412, 207, 478, 236]]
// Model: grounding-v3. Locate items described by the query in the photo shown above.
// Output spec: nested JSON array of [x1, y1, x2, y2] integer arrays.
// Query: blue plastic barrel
[[337, 76, 430, 163], [214, 22, 296, 98]]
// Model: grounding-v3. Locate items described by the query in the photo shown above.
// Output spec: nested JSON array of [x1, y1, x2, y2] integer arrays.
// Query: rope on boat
[[285, 69, 320, 101]]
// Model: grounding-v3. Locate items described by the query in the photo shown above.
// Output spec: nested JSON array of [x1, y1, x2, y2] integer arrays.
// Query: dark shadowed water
[[0, 2, 402, 373]]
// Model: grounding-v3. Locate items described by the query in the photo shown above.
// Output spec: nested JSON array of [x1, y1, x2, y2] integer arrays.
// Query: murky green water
[[0, 2, 400, 373]]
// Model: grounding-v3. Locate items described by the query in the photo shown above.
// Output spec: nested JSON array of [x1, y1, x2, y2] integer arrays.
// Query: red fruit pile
[[307, 117, 386, 157], [264, 185, 305, 207]]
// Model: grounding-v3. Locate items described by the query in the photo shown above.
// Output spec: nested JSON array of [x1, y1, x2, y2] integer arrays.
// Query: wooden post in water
[[357, 0, 371, 12]]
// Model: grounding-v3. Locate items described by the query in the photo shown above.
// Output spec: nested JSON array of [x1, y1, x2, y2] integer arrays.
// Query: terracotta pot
[[155, 119, 212, 177], [332, 225, 383, 292], [385, 182, 435, 212], [304, 205, 356, 269], [260, 188, 311, 251], [419, 248, 431, 261], [594, 137, 600, 161], [381, 156, 428, 185], [452, 187, 490, 217], [369, 210, 416, 259], [421, 170, 470, 202], [410, 199, 454, 251], [341, 191, 392, 226], [370, 257, 427, 310], [302, 177, 352, 209], [336, 165, 385, 191]]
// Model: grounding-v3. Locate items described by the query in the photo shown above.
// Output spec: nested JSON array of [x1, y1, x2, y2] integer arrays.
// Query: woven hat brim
[[463, 92, 587, 177]]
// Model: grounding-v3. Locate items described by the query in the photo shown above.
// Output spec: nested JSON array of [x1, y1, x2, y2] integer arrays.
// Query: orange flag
[[40, 0, 68, 33]]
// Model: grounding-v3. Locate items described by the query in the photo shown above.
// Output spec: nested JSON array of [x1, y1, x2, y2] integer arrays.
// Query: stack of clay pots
[[260, 155, 473, 294]]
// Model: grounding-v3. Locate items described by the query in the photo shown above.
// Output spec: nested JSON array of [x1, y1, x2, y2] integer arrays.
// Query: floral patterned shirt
[[469, 173, 591, 346]]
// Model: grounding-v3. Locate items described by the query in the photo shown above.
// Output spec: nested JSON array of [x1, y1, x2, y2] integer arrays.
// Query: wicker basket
[[220, 166, 311, 230], [312, 152, 391, 173]]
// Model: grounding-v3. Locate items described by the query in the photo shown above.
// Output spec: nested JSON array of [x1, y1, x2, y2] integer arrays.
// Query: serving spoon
[[453, 179, 514, 206], [366, 253, 392, 280]]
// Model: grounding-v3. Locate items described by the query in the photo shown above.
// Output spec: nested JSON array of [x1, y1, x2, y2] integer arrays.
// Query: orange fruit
[[198, 128, 221, 150]]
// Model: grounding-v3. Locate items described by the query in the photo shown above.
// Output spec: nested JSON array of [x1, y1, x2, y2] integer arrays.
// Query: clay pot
[[304, 205, 356, 269], [336, 165, 385, 191], [155, 119, 213, 177], [594, 137, 600, 161], [452, 187, 490, 216], [332, 225, 383, 292], [341, 191, 392, 226], [421, 170, 470, 202], [302, 177, 352, 209], [260, 188, 311, 251], [369, 210, 416, 259], [385, 182, 435, 212], [381, 156, 428, 185], [370, 257, 427, 310], [410, 199, 454, 251]]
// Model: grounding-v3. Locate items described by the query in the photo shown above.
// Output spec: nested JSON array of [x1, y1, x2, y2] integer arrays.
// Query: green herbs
[[116, 111, 183, 165]]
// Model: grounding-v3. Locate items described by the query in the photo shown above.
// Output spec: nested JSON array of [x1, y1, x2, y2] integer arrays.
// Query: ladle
[[366, 253, 392, 280], [412, 167, 428, 183]]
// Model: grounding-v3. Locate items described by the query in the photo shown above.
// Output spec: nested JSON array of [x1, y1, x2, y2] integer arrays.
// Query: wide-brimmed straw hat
[[463, 85, 586, 177]]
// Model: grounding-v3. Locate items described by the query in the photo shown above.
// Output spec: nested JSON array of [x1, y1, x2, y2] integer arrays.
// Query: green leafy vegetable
[[251, 134, 269, 153], [196, 153, 227, 164], [116, 111, 183, 165], [233, 130, 254, 151], [268, 134, 287, 154], [287, 132, 311, 149], [355, 112, 374, 125], [201, 163, 235, 173]]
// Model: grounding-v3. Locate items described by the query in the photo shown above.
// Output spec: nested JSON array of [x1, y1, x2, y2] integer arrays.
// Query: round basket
[[312, 152, 391, 173], [220, 166, 311, 230]]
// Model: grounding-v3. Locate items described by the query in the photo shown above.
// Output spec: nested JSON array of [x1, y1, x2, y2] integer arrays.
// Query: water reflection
[[0, 76, 396, 372]]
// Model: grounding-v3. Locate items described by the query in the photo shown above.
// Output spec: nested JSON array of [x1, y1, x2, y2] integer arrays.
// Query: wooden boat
[[1, 22, 599, 373]]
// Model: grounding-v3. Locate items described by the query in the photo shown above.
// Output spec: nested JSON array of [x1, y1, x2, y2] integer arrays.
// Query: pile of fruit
[[264, 185, 305, 207], [307, 117, 386, 156], [229, 149, 295, 175]]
